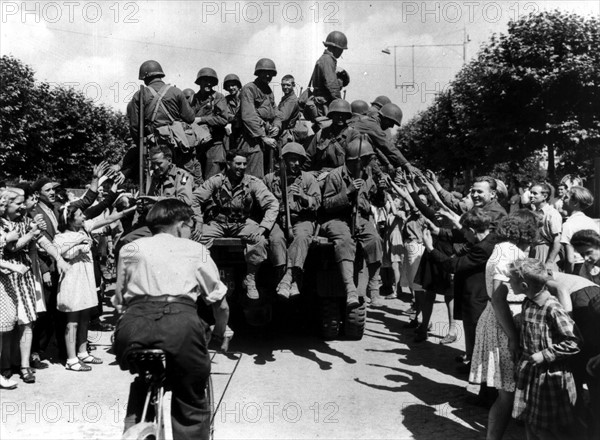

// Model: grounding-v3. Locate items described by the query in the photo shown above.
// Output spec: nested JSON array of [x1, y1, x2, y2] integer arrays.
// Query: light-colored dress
[[54, 220, 98, 313], [469, 241, 526, 392], [0, 230, 17, 332]]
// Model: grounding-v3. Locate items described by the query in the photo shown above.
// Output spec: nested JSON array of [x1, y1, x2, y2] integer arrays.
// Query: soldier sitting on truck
[[193, 150, 279, 299], [320, 135, 385, 308], [264, 143, 321, 298]]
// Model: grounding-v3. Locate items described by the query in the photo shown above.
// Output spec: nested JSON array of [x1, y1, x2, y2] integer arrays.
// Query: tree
[[398, 10, 600, 182], [0, 55, 130, 185]]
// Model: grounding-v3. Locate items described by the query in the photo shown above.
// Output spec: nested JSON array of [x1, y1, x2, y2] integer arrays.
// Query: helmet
[[138, 60, 165, 80], [281, 142, 307, 160], [182, 88, 195, 99], [327, 99, 352, 117], [379, 103, 403, 126], [370, 95, 391, 109], [195, 67, 218, 86], [351, 100, 369, 115], [223, 73, 242, 89], [254, 58, 277, 76], [346, 135, 374, 160], [323, 31, 348, 50]]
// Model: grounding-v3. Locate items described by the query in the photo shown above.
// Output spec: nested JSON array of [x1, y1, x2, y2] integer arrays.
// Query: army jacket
[[239, 79, 282, 139], [350, 113, 409, 168], [277, 92, 300, 132], [194, 173, 279, 229], [322, 165, 384, 221], [263, 171, 321, 222], [304, 125, 360, 172], [191, 90, 231, 143], [311, 50, 343, 102], [147, 164, 194, 206]]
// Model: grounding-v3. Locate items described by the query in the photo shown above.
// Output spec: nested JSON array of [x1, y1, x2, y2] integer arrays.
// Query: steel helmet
[[351, 100, 369, 115], [327, 99, 352, 117], [195, 67, 218, 86], [379, 103, 403, 126], [346, 135, 374, 160], [254, 58, 277, 76], [370, 95, 391, 109], [223, 73, 242, 89], [182, 88, 195, 99], [323, 31, 348, 50], [138, 60, 165, 80], [281, 142, 307, 160]]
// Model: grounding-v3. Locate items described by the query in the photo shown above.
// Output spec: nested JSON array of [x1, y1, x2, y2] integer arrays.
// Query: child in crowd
[[509, 258, 580, 440]]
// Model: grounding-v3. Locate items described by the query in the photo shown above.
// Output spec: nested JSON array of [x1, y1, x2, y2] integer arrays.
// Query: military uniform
[[263, 171, 320, 270], [306, 49, 344, 121], [193, 173, 279, 266], [304, 125, 360, 173], [124, 79, 199, 182], [277, 91, 300, 145], [321, 165, 384, 266], [225, 93, 241, 149], [192, 90, 231, 179], [237, 80, 282, 178]]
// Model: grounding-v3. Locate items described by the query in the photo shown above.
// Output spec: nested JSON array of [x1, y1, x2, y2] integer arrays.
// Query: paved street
[[0, 290, 523, 440]]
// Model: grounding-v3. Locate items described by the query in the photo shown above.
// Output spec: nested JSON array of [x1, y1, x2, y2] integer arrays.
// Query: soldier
[[237, 59, 281, 178], [124, 60, 197, 181], [349, 100, 369, 124], [193, 150, 279, 299], [183, 88, 195, 105], [351, 102, 420, 176], [278, 74, 300, 145], [304, 99, 359, 177], [191, 68, 231, 180], [264, 143, 321, 298], [305, 31, 350, 124], [223, 73, 242, 150], [321, 135, 384, 308]]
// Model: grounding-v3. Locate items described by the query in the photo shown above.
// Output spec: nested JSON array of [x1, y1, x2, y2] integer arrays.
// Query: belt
[[127, 295, 196, 307]]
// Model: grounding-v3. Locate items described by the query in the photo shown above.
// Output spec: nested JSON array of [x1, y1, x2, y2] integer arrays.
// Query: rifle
[[279, 144, 292, 240], [343, 90, 347, 100], [351, 135, 363, 237], [138, 85, 145, 196]]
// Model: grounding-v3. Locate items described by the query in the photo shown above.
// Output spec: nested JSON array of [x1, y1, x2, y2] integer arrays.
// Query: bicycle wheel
[[122, 422, 159, 440]]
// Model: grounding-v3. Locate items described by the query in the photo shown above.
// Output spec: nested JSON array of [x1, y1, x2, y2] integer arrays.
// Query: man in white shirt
[[529, 183, 563, 269]]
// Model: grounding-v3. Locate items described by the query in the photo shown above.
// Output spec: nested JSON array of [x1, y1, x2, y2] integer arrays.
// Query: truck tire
[[319, 298, 341, 340], [344, 302, 366, 340]]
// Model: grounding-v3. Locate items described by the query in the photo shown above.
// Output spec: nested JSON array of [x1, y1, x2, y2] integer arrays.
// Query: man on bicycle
[[113, 198, 229, 439]]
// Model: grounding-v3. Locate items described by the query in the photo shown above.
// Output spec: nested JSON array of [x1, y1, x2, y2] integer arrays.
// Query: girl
[[509, 258, 580, 440], [55, 204, 135, 371], [469, 209, 538, 440]]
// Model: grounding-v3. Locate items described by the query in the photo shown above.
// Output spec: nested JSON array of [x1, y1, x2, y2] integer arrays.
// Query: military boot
[[244, 264, 260, 300], [367, 264, 383, 307], [339, 260, 359, 308], [276, 268, 292, 299], [289, 267, 303, 297]]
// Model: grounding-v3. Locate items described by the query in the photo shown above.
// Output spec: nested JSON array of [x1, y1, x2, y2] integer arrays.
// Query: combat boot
[[339, 260, 359, 308], [367, 264, 383, 307], [244, 264, 260, 300], [276, 268, 292, 299], [289, 267, 303, 297]]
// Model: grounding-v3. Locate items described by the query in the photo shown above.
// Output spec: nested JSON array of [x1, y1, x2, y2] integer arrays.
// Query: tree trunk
[[547, 143, 555, 182]]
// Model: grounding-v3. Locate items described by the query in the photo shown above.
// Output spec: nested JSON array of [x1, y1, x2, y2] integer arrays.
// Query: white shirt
[[560, 212, 600, 265], [114, 233, 227, 307]]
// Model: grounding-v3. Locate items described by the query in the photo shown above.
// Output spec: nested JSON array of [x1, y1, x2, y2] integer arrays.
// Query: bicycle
[[121, 348, 215, 440]]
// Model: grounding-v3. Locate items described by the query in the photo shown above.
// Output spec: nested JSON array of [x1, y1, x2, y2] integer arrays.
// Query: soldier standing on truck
[[303, 31, 350, 127], [123, 60, 198, 182], [320, 135, 385, 308], [237, 59, 281, 178], [191, 67, 231, 180], [277, 74, 301, 145], [193, 150, 279, 299], [264, 143, 321, 298], [304, 99, 359, 180], [223, 73, 242, 150]]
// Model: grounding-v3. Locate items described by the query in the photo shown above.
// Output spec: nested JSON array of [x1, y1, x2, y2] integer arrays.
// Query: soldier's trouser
[[173, 149, 204, 188], [200, 220, 268, 266], [200, 141, 226, 180], [268, 221, 315, 268], [321, 218, 383, 264]]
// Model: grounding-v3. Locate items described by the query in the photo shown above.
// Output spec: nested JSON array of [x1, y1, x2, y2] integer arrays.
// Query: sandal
[[66, 361, 92, 372], [19, 367, 36, 384], [78, 354, 103, 365], [440, 334, 458, 345]]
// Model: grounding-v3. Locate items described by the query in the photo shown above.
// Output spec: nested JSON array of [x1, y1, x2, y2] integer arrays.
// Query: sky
[[1, 1, 598, 121]]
